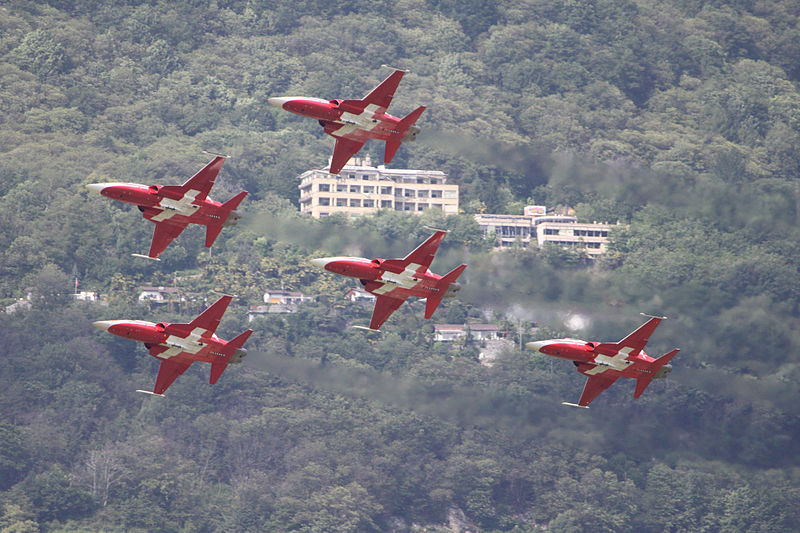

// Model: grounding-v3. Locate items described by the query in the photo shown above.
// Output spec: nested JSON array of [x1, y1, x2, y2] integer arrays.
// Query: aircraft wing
[[341, 69, 406, 114], [402, 230, 447, 274], [615, 316, 664, 356], [577, 374, 619, 407], [188, 295, 232, 335], [330, 137, 367, 175], [152, 358, 193, 395], [148, 221, 188, 258], [369, 294, 407, 330], [179, 156, 226, 201]]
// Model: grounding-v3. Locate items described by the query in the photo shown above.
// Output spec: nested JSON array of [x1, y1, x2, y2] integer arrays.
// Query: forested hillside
[[1, 1, 799, 531]]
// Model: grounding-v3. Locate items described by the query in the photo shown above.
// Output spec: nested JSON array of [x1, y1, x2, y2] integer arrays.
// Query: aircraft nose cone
[[268, 97, 292, 108], [310, 257, 334, 269], [92, 320, 115, 332], [86, 183, 107, 194], [526, 340, 548, 353]]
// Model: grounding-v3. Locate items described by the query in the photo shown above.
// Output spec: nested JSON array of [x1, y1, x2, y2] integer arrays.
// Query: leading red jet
[[93, 296, 253, 396], [526, 314, 679, 408], [311, 230, 466, 330], [268, 67, 425, 175], [87, 156, 248, 259]]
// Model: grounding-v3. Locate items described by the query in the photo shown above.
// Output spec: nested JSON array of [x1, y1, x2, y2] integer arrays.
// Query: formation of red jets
[[90, 67, 678, 406]]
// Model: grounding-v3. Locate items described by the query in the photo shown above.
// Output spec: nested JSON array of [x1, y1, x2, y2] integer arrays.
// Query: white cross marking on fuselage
[[371, 263, 425, 294], [331, 104, 383, 137], [156, 327, 212, 359], [150, 190, 203, 221], [584, 347, 635, 375]]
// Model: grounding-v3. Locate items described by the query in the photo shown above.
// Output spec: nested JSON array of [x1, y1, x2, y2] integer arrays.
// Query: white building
[[345, 288, 376, 303], [474, 207, 618, 256], [434, 323, 502, 342], [263, 289, 312, 305], [138, 286, 182, 303], [297, 155, 459, 218]]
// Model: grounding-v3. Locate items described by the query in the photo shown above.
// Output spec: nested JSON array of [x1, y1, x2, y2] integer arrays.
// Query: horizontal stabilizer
[[562, 402, 589, 409], [398, 105, 426, 131], [228, 329, 254, 350], [634, 377, 653, 399], [209, 362, 227, 385], [384, 137, 403, 164], [222, 190, 248, 212], [205, 224, 223, 248]]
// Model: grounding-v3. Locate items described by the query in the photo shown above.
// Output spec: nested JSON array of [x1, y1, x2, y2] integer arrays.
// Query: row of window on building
[[296, 157, 619, 255]]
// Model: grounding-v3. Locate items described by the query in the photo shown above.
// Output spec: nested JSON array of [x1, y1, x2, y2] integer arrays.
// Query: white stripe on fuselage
[[156, 327, 214, 359], [584, 347, 635, 375], [150, 190, 203, 221], [371, 263, 426, 294], [331, 104, 382, 137]]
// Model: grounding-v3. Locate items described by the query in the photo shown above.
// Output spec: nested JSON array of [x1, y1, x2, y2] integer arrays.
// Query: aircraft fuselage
[[310, 256, 461, 300], [269, 97, 411, 143], [86, 183, 240, 227], [93, 319, 238, 364]]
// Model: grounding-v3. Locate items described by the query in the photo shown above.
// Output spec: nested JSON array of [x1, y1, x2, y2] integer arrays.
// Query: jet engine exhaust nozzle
[[444, 282, 461, 298], [654, 363, 673, 379], [223, 210, 243, 227], [403, 125, 421, 142], [230, 348, 248, 364]]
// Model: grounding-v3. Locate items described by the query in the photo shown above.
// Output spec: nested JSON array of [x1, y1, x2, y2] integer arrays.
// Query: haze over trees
[[1, 1, 799, 531]]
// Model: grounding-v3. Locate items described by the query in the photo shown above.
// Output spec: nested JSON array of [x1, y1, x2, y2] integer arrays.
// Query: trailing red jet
[[87, 156, 247, 259], [311, 231, 466, 330], [93, 296, 253, 396], [268, 67, 425, 175], [526, 314, 679, 408]]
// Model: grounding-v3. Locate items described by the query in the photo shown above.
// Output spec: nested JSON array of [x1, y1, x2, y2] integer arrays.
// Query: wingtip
[[136, 389, 165, 397], [351, 325, 381, 333], [561, 402, 589, 409], [202, 150, 231, 159], [422, 225, 448, 233], [381, 64, 409, 72], [640, 312, 667, 319]]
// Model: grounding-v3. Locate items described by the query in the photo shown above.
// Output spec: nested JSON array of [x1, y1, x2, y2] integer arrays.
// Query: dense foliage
[[1, 0, 799, 531]]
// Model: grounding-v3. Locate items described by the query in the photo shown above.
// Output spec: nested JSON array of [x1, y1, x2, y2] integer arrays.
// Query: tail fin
[[209, 329, 253, 385], [424, 264, 467, 319], [205, 191, 248, 247], [634, 348, 679, 398], [384, 106, 426, 163]]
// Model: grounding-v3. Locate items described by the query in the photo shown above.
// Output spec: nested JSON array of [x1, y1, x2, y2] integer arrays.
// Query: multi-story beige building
[[475, 208, 618, 256], [298, 155, 458, 218]]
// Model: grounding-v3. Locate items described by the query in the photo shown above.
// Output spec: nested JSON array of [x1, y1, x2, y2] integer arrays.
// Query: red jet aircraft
[[311, 231, 466, 330], [87, 156, 247, 259], [526, 314, 679, 408], [93, 296, 253, 396], [268, 68, 425, 175]]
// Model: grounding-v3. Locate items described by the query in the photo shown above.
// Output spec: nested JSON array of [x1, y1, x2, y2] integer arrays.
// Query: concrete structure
[[5, 296, 31, 314], [72, 291, 99, 302], [298, 155, 458, 218], [474, 207, 617, 256], [248, 303, 301, 320], [434, 323, 502, 342], [536, 220, 612, 254]]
